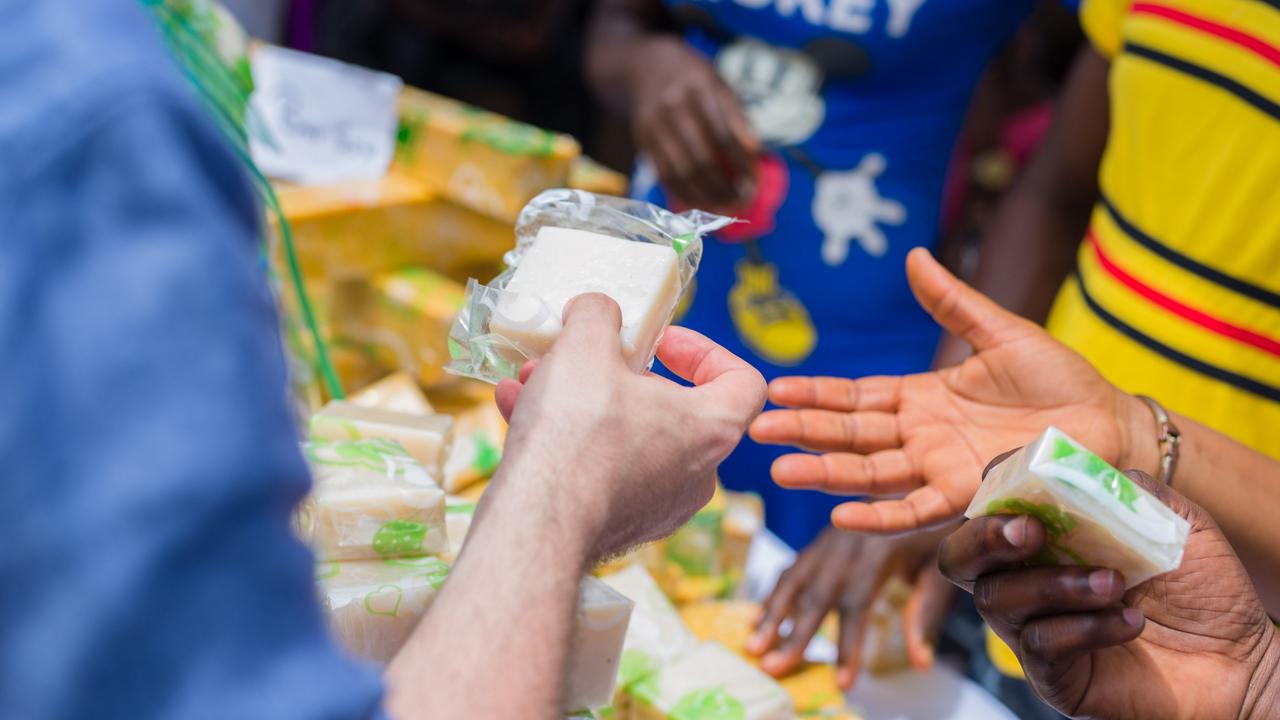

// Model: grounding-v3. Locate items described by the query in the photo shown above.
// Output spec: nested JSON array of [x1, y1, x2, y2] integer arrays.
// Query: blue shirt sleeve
[[0, 15, 384, 720]]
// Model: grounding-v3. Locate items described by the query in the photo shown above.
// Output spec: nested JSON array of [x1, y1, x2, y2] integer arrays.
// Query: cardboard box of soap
[[395, 86, 580, 223]]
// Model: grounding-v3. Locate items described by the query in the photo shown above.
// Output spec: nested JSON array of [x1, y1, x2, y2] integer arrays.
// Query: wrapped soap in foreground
[[965, 427, 1190, 587], [628, 642, 793, 720], [566, 577, 635, 713], [320, 556, 451, 662], [446, 190, 732, 383], [309, 401, 453, 481], [299, 438, 448, 561]]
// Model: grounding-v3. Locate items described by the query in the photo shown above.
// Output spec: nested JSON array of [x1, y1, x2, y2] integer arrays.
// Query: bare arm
[[385, 296, 766, 718], [384, 461, 599, 718], [936, 47, 1109, 365]]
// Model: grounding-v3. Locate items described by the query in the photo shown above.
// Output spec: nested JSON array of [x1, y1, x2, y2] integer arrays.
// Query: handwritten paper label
[[249, 46, 402, 185]]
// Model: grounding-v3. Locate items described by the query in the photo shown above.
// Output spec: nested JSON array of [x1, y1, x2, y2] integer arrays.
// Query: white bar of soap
[[965, 426, 1190, 587], [628, 642, 793, 720], [566, 576, 635, 712], [490, 226, 681, 372], [310, 401, 453, 483], [300, 438, 448, 561], [319, 556, 451, 663]]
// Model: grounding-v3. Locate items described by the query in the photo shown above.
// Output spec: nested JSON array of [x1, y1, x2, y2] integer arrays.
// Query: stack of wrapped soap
[[627, 485, 765, 605], [597, 565, 863, 720]]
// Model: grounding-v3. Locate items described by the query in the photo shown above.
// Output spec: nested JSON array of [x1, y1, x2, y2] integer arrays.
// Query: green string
[[143, 0, 344, 399]]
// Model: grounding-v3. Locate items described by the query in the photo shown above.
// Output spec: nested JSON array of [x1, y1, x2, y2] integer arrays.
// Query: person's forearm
[[385, 460, 603, 719], [1118, 395, 1280, 616], [585, 0, 670, 114]]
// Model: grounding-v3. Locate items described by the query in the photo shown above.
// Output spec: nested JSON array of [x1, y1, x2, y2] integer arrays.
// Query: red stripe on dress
[[1131, 2, 1280, 70], [1087, 230, 1280, 358]]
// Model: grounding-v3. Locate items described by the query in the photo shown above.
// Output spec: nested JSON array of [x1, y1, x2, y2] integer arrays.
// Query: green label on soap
[[986, 498, 1087, 567], [373, 519, 428, 557], [305, 438, 412, 475], [1051, 437, 1138, 511], [671, 687, 745, 720]]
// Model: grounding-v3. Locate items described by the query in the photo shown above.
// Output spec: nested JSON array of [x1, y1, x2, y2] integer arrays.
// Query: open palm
[[749, 248, 1140, 533]]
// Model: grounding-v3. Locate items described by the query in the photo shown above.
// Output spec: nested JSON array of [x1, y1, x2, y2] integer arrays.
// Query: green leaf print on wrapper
[[1051, 437, 1139, 511], [372, 520, 429, 557], [986, 498, 1087, 567], [471, 433, 502, 476], [458, 107, 556, 157], [304, 438, 411, 475], [363, 583, 404, 617], [619, 649, 659, 690], [670, 687, 746, 720]]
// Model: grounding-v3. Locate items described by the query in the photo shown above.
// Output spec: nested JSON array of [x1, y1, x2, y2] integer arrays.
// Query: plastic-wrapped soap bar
[[966, 427, 1190, 587], [566, 576, 635, 713], [319, 556, 451, 662], [349, 372, 434, 415], [310, 402, 453, 482], [489, 226, 681, 373], [447, 190, 731, 383], [299, 438, 448, 561], [628, 642, 793, 720]]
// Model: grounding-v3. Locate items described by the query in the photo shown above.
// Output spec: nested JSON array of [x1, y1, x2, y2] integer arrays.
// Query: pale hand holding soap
[[300, 438, 448, 561], [310, 401, 453, 482], [489, 227, 681, 372], [319, 556, 450, 663], [965, 427, 1190, 588]]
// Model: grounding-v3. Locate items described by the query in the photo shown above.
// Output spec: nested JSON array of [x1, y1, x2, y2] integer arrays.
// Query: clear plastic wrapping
[[298, 438, 448, 561], [446, 190, 733, 383], [319, 556, 451, 662], [966, 427, 1190, 587]]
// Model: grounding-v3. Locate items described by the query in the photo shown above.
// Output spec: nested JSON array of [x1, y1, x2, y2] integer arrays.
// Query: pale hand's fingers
[[905, 247, 1039, 354], [768, 375, 902, 413], [551, 293, 625, 363], [495, 378, 522, 423], [750, 409, 901, 453], [772, 450, 919, 496], [831, 487, 962, 535], [656, 326, 766, 419]]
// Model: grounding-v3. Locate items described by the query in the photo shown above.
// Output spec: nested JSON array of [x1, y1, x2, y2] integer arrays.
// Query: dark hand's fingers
[[767, 376, 902, 413], [903, 565, 954, 671], [1122, 469, 1209, 531], [646, 124, 707, 208], [693, 90, 756, 202], [749, 409, 902, 453], [771, 450, 918, 496], [495, 378, 523, 423], [760, 578, 842, 677], [982, 449, 1020, 478], [553, 294, 624, 361], [833, 575, 880, 690], [832, 488, 961, 534], [904, 248, 1040, 353], [657, 326, 766, 421], [749, 547, 827, 656], [973, 566, 1126, 648], [671, 100, 736, 206], [1019, 608, 1145, 674], [937, 515, 1047, 591]]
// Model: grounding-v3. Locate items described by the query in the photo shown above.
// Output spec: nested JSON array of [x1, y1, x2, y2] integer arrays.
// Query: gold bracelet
[[1135, 394, 1181, 486]]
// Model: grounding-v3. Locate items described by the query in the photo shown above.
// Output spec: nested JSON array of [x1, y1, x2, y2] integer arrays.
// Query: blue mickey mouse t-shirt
[[638, 0, 1033, 549]]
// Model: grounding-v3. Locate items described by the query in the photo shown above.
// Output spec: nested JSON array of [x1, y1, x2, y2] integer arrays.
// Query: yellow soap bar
[[299, 438, 448, 561], [349, 371, 434, 415], [490, 227, 681, 373], [310, 401, 453, 482], [271, 171, 512, 285], [319, 556, 451, 663], [396, 86, 580, 223], [568, 156, 629, 197], [370, 268, 467, 388]]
